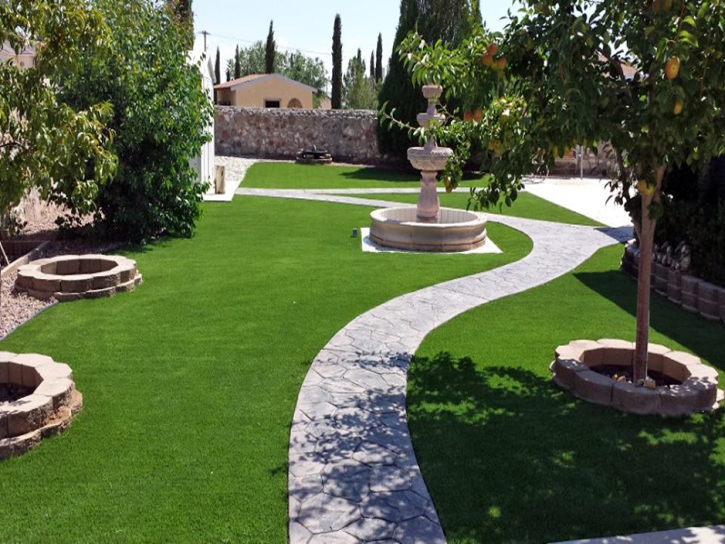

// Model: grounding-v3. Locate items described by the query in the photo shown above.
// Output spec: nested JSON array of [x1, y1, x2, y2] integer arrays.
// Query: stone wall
[[214, 107, 384, 164]]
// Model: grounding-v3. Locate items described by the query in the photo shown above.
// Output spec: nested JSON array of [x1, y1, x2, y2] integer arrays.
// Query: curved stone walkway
[[238, 187, 631, 543]]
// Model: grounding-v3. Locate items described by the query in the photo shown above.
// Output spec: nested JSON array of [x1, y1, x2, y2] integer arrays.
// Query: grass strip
[[408, 244, 725, 544]]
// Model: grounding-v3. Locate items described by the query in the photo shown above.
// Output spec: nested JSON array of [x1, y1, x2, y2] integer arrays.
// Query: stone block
[[7, 394, 53, 437], [552, 358, 588, 391], [37, 362, 73, 382], [79, 257, 101, 274], [654, 262, 669, 295], [0, 351, 17, 363], [646, 343, 672, 373], [0, 430, 42, 460], [38, 407, 73, 439], [680, 379, 719, 412], [612, 382, 661, 415], [38, 261, 57, 274], [116, 277, 138, 293], [54, 292, 82, 302], [14, 272, 33, 289], [662, 351, 699, 382], [718, 286, 725, 322], [699, 281, 720, 320], [0, 411, 7, 439], [659, 385, 703, 417], [28, 289, 54, 301], [85, 286, 116, 299], [597, 339, 633, 367], [0, 361, 7, 383], [7, 361, 23, 385], [53, 255, 80, 275], [667, 269, 682, 305], [13, 353, 54, 368], [35, 379, 74, 411], [555, 344, 588, 362], [574, 370, 613, 405], [92, 270, 121, 289], [581, 347, 605, 367], [32, 274, 62, 293], [680, 275, 700, 313], [687, 363, 720, 385], [118, 265, 137, 283], [60, 274, 94, 293]]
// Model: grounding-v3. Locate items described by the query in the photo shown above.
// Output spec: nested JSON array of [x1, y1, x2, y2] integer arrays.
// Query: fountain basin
[[369, 207, 487, 252], [407, 146, 453, 172]]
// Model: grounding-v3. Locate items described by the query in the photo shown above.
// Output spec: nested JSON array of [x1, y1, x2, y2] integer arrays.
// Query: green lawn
[[356, 191, 604, 227], [3, 161, 714, 544], [408, 244, 725, 544], [241, 161, 488, 190], [0, 196, 531, 543], [241, 162, 421, 188]]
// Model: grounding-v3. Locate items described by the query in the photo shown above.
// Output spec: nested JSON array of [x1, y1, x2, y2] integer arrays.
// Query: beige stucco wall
[[0, 51, 34, 69], [228, 78, 313, 109]]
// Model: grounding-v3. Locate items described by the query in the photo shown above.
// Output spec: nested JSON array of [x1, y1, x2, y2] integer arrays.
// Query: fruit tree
[[400, 0, 725, 383]]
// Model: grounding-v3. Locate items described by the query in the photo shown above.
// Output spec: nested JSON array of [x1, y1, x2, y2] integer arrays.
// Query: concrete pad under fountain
[[369, 84, 488, 253]]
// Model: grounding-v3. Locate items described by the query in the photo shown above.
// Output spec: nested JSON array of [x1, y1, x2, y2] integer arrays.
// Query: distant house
[[214, 73, 317, 109], [0, 41, 36, 69]]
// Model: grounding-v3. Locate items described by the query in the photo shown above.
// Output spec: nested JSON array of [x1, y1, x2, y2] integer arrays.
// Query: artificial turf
[[241, 162, 422, 189], [240, 161, 491, 190], [408, 243, 725, 544], [355, 191, 604, 227], [0, 196, 531, 543]]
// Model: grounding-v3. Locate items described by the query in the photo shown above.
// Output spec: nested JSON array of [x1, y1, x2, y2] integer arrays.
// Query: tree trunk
[[632, 165, 666, 383]]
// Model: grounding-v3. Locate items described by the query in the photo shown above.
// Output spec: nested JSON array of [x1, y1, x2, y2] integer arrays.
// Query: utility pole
[[201, 30, 209, 52]]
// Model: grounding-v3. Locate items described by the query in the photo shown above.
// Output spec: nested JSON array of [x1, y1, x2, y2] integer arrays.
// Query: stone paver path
[[237, 187, 630, 543]]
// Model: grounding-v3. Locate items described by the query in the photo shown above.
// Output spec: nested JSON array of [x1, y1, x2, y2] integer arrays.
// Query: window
[[287, 98, 303, 108], [265, 100, 281, 108]]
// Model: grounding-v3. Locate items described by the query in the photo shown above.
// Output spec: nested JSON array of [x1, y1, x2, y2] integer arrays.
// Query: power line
[[197, 30, 331, 58]]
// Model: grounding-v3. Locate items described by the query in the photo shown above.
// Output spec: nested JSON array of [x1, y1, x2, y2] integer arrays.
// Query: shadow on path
[[408, 352, 725, 544]]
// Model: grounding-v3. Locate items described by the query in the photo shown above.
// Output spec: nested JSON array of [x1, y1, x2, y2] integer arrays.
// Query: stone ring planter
[[1, 352, 83, 459], [16, 254, 142, 301], [550, 339, 723, 417]]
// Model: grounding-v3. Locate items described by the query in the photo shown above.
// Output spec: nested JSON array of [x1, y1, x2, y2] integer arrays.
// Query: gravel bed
[[0, 199, 116, 340]]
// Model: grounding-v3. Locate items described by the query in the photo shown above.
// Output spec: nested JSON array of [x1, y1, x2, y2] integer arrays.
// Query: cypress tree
[[265, 20, 276, 73], [234, 45, 241, 79], [331, 14, 343, 109], [377, 0, 478, 159], [375, 33, 383, 83], [214, 46, 221, 84], [370, 51, 375, 81]]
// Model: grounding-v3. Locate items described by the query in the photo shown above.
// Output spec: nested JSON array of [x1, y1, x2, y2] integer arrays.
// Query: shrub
[[657, 158, 725, 287], [55, 0, 212, 243]]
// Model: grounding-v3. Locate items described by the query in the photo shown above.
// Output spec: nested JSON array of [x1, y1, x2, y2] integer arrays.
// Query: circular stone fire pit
[[551, 339, 723, 416], [16, 254, 142, 301], [0, 352, 83, 459]]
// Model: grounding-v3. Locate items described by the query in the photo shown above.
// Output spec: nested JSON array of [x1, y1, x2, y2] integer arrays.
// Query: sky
[[191, 0, 521, 87]]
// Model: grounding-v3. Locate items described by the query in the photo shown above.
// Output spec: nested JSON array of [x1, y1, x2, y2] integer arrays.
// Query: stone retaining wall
[[215, 107, 384, 164]]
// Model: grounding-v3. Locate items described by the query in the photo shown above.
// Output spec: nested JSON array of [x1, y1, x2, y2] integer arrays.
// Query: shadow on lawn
[[408, 352, 725, 544], [339, 167, 417, 183], [574, 270, 725, 371]]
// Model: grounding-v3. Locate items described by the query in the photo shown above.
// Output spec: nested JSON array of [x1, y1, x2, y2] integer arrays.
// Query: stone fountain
[[369, 85, 488, 252]]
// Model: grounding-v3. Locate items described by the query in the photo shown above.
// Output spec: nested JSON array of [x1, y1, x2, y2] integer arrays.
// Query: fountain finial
[[407, 84, 453, 222]]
